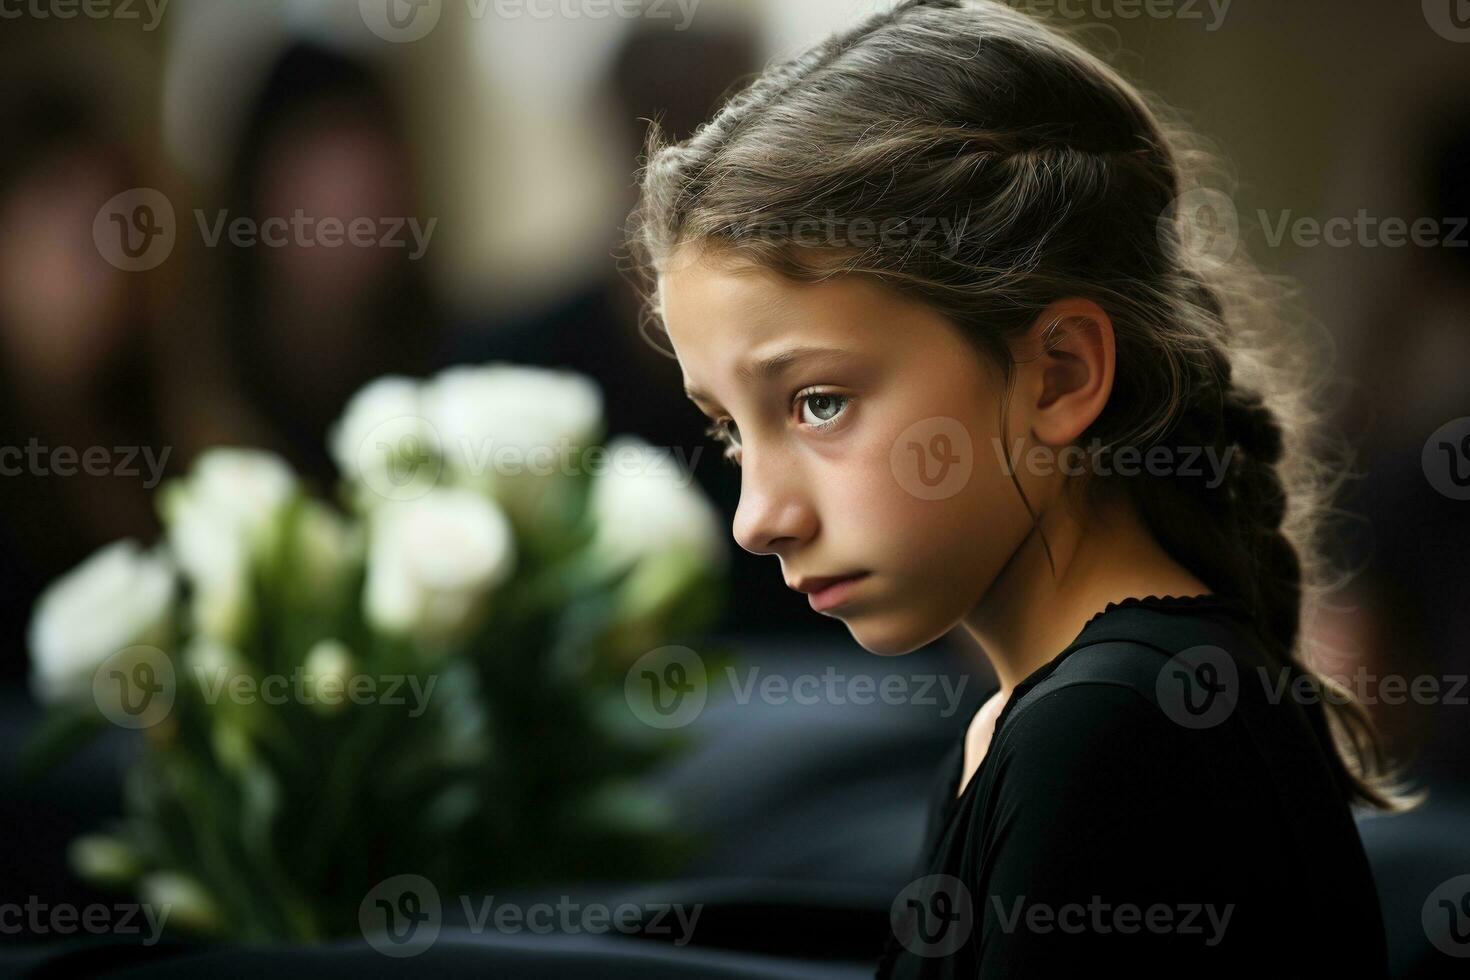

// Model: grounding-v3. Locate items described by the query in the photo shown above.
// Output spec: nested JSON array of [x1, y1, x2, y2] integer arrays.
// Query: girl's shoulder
[[975, 593, 1286, 809], [999, 592, 1269, 735], [975, 591, 1352, 846]]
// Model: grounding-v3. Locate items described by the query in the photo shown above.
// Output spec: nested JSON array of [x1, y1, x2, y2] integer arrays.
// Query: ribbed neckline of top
[[1072, 591, 1250, 638]]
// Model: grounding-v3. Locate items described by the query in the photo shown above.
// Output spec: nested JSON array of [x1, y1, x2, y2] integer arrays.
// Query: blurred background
[[0, 0, 1467, 976]]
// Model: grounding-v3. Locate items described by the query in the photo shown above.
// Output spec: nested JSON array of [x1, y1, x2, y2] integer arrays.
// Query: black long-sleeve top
[[875, 593, 1390, 979]]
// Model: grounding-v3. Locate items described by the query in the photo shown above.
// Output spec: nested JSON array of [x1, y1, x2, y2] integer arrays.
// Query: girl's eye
[[702, 391, 850, 469], [799, 391, 850, 429]]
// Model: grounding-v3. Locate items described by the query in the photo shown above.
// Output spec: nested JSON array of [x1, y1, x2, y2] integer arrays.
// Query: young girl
[[626, 0, 1423, 975]]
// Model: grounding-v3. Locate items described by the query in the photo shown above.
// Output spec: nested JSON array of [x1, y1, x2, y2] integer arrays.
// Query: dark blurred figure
[[1326, 95, 1470, 793], [215, 40, 441, 492], [0, 82, 176, 688], [446, 19, 847, 639], [0, 76, 178, 921]]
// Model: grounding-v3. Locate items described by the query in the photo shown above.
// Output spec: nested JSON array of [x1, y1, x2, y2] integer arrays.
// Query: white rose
[[327, 375, 443, 505], [190, 448, 296, 539], [28, 540, 175, 705], [363, 487, 516, 644], [422, 363, 604, 520], [588, 435, 727, 574], [161, 448, 296, 642], [162, 447, 296, 578]]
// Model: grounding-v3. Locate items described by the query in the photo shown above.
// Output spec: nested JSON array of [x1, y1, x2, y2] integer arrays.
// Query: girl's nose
[[731, 452, 816, 556]]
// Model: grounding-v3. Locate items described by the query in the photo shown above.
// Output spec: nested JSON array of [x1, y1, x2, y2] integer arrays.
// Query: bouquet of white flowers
[[23, 362, 731, 942]]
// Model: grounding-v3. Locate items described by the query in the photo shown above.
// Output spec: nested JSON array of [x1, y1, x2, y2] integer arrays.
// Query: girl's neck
[[961, 488, 1210, 696]]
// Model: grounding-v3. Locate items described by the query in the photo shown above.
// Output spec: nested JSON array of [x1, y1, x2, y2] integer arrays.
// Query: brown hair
[[626, 0, 1422, 812]]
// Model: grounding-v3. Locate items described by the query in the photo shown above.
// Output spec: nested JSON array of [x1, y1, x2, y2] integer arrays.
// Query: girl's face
[[659, 246, 1045, 655]]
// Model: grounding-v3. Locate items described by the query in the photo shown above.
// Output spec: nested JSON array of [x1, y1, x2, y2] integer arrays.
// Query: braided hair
[[629, 0, 1420, 811]]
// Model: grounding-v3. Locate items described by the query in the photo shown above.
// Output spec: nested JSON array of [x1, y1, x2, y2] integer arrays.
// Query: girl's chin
[[828, 581, 946, 655], [844, 614, 943, 657]]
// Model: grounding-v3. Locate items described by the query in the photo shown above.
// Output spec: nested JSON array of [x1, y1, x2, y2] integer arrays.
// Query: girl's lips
[[807, 572, 870, 612]]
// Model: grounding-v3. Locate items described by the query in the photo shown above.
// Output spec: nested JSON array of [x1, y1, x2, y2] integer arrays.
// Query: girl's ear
[[1012, 297, 1116, 449]]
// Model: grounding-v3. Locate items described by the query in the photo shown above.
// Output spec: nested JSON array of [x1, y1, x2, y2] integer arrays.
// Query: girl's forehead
[[663, 254, 883, 321]]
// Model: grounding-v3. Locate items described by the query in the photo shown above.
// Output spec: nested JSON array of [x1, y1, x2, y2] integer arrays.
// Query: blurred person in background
[[1318, 95, 1470, 794], [0, 74, 199, 916], [446, 18, 846, 639], [0, 81, 177, 690], [212, 39, 442, 492]]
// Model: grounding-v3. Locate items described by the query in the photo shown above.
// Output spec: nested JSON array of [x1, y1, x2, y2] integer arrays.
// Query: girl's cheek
[[851, 459, 951, 544]]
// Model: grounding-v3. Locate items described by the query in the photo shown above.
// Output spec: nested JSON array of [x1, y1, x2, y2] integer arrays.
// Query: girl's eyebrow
[[683, 345, 854, 406]]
